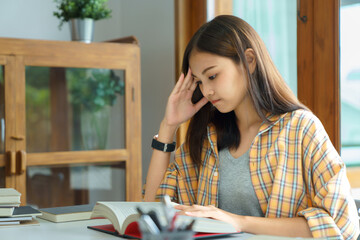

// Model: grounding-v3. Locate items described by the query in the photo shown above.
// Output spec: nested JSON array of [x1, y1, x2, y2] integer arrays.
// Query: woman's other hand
[[174, 204, 242, 232], [163, 69, 208, 128]]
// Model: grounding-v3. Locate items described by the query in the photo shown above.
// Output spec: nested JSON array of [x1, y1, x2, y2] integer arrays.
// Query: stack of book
[[0, 188, 42, 226], [39, 204, 94, 223], [0, 188, 21, 217]]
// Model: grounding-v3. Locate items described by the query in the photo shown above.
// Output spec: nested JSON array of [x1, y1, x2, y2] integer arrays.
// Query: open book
[[88, 201, 239, 239]]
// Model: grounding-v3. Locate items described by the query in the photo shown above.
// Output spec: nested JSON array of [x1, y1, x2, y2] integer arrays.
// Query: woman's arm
[[143, 121, 177, 202], [144, 70, 208, 201], [239, 215, 312, 237], [175, 205, 312, 237]]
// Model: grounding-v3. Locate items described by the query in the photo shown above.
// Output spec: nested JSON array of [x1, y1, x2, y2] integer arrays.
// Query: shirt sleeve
[[155, 162, 179, 202], [141, 162, 179, 202], [154, 142, 198, 205], [297, 116, 359, 239]]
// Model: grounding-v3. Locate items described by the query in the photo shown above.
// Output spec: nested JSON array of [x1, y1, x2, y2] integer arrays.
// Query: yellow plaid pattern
[[155, 110, 359, 239]]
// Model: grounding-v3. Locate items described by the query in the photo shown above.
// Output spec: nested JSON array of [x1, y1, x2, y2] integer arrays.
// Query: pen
[[141, 215, 160, 234], [137, 217, 148, 234], [148, 210, 163, 231], [163, 195, 175, 230], [136, 206, 145, 216], [170, 212, 179, 231], [185, 219, 196, 230]]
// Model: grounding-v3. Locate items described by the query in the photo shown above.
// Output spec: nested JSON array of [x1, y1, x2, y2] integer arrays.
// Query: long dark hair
[[182, 15, 307, 168]]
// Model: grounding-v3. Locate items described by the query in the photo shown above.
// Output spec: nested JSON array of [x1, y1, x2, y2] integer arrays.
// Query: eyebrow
[[191, 65, 217, 78]]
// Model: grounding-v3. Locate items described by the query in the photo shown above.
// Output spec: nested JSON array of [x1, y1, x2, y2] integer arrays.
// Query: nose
[[200, 82, 215, 99]]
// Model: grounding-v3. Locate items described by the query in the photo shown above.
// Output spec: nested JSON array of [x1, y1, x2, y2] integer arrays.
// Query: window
[[233, 0, 297, 95], [340, 1, 360, 166]]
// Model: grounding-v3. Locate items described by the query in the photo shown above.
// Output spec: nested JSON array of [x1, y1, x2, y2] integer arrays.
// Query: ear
[[244, 48, 256, 74]]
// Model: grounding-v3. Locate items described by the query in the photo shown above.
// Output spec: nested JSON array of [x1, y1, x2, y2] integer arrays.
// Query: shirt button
[[214, 172, 218, 176]]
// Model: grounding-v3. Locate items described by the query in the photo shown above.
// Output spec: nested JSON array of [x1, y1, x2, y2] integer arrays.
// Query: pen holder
[[142, 230, 194, 240]]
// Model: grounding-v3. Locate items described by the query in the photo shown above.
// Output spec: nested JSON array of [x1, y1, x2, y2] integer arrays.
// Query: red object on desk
[[88, 223, 241, 239]]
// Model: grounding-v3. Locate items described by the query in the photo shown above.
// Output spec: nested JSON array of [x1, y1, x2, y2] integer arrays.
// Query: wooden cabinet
[[0, 37, 142, 207]]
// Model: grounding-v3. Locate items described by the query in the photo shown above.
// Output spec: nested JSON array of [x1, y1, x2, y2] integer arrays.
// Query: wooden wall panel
[[298, 0, 340, 151], [214, 0, 233, 16], [174, 0, 207, 146]]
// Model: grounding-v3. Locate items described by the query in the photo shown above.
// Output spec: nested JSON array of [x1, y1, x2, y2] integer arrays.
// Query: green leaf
[[53, 0, 112, 29]]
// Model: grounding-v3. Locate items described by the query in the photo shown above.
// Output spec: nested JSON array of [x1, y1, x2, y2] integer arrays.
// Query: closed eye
[[209, 74, 217, 80]]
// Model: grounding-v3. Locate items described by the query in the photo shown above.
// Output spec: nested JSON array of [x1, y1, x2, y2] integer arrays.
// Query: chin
[[213, 106, 233, 114]]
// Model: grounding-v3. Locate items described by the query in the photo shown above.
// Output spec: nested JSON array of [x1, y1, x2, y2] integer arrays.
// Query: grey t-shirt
[[218, 148, 264, 217]]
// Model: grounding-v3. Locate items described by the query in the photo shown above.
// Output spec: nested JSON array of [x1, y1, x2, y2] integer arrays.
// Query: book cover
[[0, 221, 20, 226], [0, 203, 20, 207], [0, 188, 21, 197], [0, 207, 14, 217], [0, 218, 40, 228], [12, 206, 42, 217], [88, 224, 241, 239], [0, 188, 21, 204], [39, 204, 94, 222], [0, 197, 21, 205], [0, 216, 32, 222]]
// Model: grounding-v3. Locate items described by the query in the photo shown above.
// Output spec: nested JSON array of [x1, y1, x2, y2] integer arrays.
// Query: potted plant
[[53, 0, 112, 42]]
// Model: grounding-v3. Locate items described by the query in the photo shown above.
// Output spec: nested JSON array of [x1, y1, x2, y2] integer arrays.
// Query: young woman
[[144, 15, 359, 239]]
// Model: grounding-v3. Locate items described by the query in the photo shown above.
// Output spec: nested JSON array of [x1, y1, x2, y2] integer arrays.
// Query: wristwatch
[[151, 135, 176, 152]]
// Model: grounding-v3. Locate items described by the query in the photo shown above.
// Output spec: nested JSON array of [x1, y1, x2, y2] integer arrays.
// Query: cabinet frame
[[0, 37, 142, 204]]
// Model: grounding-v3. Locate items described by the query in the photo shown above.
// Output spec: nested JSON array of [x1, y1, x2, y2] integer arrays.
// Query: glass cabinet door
[[25, 66, 127, 208], [25, 67, 126, 153], [0, 38, 142, 208]]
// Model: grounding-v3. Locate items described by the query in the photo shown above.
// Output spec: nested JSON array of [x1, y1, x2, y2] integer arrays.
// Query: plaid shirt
[[155, 109, 359, 239]]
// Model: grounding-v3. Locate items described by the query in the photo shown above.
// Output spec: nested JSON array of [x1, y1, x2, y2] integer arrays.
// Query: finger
[[184, 68, 194, 90], [185, 210, 212, 218], [172, 73, 185, 94], [180, 68, 193, 92], [193, 97, 209, 112], [174, 204, 195, 212], [174, 204, 201, 214], [185, 206, 219, 218], [176, 210, 187, 216], [189, 79, 198, 91], [174, 205, 187, 210]]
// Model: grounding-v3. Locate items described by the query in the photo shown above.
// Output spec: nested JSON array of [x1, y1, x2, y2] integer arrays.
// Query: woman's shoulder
[[289, 108, 315, 119], [283, 109, 330, 139], [285, 109, 322, 126]]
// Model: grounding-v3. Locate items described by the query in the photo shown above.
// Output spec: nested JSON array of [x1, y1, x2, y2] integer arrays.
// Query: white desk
[[0, 218, 255, 240]]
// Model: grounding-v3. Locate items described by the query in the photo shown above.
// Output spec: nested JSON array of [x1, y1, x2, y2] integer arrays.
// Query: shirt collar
[[206, 112, 289, 148], [257, 112, 289, 135]]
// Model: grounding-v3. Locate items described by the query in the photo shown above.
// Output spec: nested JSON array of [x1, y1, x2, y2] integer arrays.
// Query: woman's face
[[189, 50, 250, 113]]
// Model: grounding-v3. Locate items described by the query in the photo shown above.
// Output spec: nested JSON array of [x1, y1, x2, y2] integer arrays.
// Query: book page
[[173, 215, 237, 233], [93, 202, 165, 234], [93, 202, 237, 235], [0, 188, 21, 197], [191, 216, 237, 233]]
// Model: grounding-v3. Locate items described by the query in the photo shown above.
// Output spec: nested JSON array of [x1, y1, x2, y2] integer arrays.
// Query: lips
[[211, 99, 220, 104]]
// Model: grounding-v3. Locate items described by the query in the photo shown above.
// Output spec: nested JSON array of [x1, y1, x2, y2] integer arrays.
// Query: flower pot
[[69, 18, 94, 43]]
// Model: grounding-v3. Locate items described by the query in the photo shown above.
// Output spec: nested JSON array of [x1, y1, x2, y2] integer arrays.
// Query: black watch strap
[[151, 138, 176, 152]]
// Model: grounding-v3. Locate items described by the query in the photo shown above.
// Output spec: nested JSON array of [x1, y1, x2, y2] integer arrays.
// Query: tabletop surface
[[0, 218, 255, 240]]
